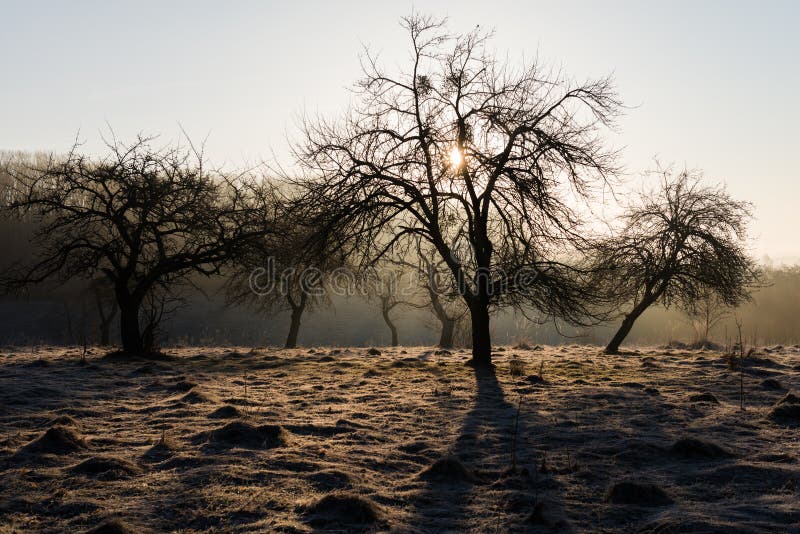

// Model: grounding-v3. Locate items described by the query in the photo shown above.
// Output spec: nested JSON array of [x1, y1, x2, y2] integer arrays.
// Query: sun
[[449, 145, 463, 168]]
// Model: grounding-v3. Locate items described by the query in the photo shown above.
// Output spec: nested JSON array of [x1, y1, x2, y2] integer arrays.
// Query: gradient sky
[[2, 1, 798, 260]]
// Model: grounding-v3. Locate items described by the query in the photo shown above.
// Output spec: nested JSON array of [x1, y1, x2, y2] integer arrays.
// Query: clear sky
[[1, 1, 798, 260]]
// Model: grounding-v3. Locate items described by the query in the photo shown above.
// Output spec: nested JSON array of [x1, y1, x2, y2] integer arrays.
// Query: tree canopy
[[595, 167, 761, 354], [294, 14, 623, 365], [1, 135, 272, 353]]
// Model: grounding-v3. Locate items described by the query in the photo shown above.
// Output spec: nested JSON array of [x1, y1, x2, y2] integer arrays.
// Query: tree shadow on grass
[[406, 365, 568, 533]]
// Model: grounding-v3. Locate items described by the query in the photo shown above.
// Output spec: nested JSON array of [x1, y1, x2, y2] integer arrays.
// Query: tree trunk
[[285, 311, 302, 348], [284, 292, 307, 349], [428, 285, 455, 348], [382, 307, 399, 347], [469, 299, 492, 366], [605, 301, 651, 354], [438, 317, 455, 348], [285, 309, 302, 349], [118, 300, 143, 354]]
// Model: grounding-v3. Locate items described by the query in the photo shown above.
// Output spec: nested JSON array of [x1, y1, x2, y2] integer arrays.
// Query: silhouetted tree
[[395, 239, 466, 348], [685, 290, 730, 345], [226, 215, 336, 349], [294, 14, 621, 366], [1, 135, 271, 354], [417, 252, 465, 348], [138, 284, 184, 353], [596, 168, 761, 354], [361, 266, 411, 347]]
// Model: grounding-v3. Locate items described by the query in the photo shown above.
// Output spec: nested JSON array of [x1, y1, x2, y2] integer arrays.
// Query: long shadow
[[407, 365, 567, 533]]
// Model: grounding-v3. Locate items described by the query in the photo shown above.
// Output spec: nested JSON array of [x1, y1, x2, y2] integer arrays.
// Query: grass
[[0, 344, 798, 532]]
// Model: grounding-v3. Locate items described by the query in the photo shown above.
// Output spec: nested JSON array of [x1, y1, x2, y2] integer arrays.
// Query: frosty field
[[1, 345, 798, 533]]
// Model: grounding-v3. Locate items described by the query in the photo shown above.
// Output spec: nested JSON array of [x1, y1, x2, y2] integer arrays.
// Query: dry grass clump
[[770, 391, 800, 422], [307, 469, 353, 491], [178, 388, 218, 404], [760, 378, 784, 390], [142, 437, 177, 462], [688, 340, 723, 351], [44, 414, 80, 428], [17, 425, 88, 456], [195, 421, 287, 450], [688, 392, 719, 404], [418, 455, 478, 484], [69, 456, 141, 480], [84, 518, 140, 534], [670, 437, 732, 459], [172, 380, 197, 392], [527, 499, 567, 528], [208, 405, 243, 419], [304, 492, 382, 527], [606, 481, 674, 506], [508, 358, 525, 377]]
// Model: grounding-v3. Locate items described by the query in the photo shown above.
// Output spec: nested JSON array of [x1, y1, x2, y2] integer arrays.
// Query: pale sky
[[1, 1, 798, 260]]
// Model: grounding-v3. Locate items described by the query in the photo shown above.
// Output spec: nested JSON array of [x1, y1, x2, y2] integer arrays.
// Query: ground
[[0, 344, 799, 533]]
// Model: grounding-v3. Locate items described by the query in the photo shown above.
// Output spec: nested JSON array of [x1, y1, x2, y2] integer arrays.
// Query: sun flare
[[449, 145, 463, 168]]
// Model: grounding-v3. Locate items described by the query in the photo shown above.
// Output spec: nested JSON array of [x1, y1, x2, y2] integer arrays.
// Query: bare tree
[[394, 239, 467, 348], [1, 135, 272, 355], [685, 290, 730, 346], [417, 251, 466, 348], [361, 266, 411, 347], [139, 284, 184, 353], [294, 14, 621, 367], [226, 232, 335, 349], [596, 167, 761, 354]]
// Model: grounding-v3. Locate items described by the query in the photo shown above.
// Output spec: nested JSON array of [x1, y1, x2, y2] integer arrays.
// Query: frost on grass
[[0, 344, 798, 532]]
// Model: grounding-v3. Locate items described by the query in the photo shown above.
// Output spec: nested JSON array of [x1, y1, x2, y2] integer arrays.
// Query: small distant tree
[[138, 284, 184, 353], [685, 290, 730, 345], [361, 266, 411, 347], [416, 252, 466, 348], [1, 136, 272, 354], [394, 239, 466, 348], [596, 167, 761, 354], [294, 14, 622, 367], [226, 215, 337, 349]]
